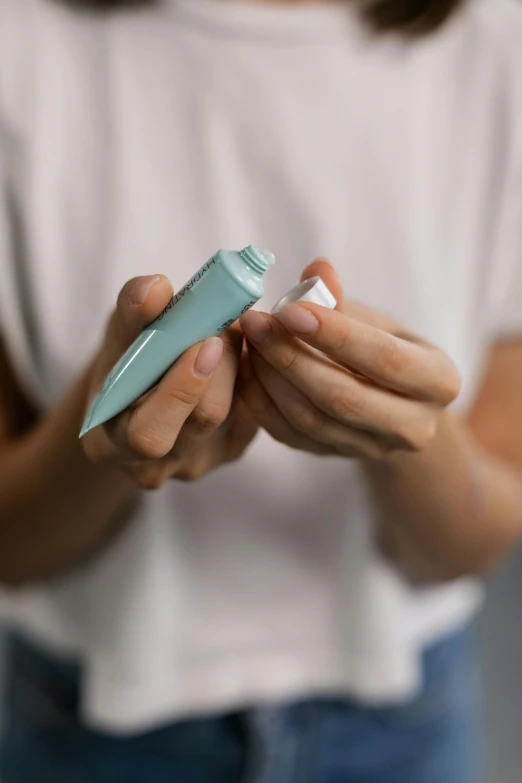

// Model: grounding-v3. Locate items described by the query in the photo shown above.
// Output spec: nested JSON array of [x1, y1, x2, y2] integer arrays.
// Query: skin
[[81, 275, 257, 486], [0, 275, 257, 584], [0, 0, 520, 585], [0, 259, 521, 585], [239, 260, 522, 581]]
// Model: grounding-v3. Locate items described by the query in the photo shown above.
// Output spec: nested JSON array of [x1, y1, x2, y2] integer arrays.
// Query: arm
[[0, 276, 256, 587], [0, 343, 134, 586], [239, 259, 522, 583], [365, 339, 522, 582]]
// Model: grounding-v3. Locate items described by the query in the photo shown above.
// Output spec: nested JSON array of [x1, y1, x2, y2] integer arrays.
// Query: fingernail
[[130, 275, 161, 305], [241, 311, 272, 344], [195, 337, 224, 378], [276, 304, 319, 334]]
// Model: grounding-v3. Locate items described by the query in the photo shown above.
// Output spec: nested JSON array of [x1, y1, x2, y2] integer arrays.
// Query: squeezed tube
[[80, 245, 275, 437]]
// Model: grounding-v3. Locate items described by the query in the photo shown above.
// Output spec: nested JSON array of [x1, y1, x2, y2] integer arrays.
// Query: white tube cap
[[271, 276, 337, 315]]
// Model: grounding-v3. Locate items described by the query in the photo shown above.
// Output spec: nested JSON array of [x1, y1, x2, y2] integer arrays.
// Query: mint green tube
[[80, 245, 275, 437]]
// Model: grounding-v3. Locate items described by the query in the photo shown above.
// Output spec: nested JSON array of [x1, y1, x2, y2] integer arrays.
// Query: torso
[[0, 0, 520, 732]]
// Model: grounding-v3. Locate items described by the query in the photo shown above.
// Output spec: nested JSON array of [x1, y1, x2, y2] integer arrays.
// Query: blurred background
[[481, 552, 522, 783]]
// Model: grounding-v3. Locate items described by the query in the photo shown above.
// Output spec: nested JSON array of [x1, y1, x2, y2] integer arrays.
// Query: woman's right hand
[[81, 275, 258, 489]]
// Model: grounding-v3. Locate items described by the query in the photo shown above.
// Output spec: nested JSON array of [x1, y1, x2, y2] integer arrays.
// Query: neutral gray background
[[0, 552, 520, 781], [481, 547, 522, 783]]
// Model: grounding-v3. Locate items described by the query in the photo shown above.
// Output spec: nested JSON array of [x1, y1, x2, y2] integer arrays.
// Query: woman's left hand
[[239, 260, 461, 461]]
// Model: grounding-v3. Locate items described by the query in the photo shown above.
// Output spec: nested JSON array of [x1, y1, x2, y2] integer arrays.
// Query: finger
[[104, 337, 224, 459], [170, 393, 258, 480], [123, 458, 181, 491], [240, 318, 437, 449], [102, 275, 174, 374], [224, 394, 259, 455], [195, 324, 242, 428], [246, 349, 402, 459], [239, 369, 331, 455], [243, 307, 460, 405], [300, 258, 344, 312], [170, 325, 243, 457], [341, 300, 404, 333]]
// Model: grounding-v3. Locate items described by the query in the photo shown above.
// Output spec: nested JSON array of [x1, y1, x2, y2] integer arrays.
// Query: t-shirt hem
[[84, 647, 420, 735], [84, 590, 479, 735]]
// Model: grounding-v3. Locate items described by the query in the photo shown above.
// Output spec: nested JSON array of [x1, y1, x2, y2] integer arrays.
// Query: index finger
[[104, 337, 224, 460], [258, 305, 460, 404], [170, 324, 243, 456]]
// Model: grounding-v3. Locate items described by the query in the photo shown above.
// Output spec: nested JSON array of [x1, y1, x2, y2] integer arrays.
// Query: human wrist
[[361, 412, 482, 534]]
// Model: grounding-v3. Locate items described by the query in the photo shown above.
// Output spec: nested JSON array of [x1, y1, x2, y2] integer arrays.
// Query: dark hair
[[55, 0, 468, 37], [365, 0, 467, 35]]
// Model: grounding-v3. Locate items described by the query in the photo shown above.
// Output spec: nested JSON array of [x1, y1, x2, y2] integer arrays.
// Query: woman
[[0, 0, 520, 780]]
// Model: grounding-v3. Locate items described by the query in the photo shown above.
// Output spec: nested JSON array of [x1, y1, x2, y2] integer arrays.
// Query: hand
[[239, 260, 461, 461], [81, 275, 257, 488]]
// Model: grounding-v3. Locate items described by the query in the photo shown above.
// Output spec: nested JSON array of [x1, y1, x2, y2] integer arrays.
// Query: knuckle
[[437, 365, 462, 404], [399, 414, 438, 452], [166, 386, 201, 411], [243, 387, 270, 420], [362, 441, 388, 460], [228, 437, 253, 461], [290, 404, 321, 435], [277, 348, 300, 374], [324, 383, 364, 422], [332, 319, 360, 356], [81, 434, 105, 464], [132, 468, 166, 491], [333, 330, 353, 358], [175, 461, 207, 483], [191, 402, 229, 433], [374, 338, 406, 376], [126, 426, 169, 460]]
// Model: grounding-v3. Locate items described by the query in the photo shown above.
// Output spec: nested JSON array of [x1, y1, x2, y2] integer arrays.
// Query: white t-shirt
[[0, 0, 521, 734]]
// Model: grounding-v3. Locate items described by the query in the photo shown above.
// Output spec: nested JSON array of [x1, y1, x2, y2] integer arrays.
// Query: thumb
[[300, 258, 344, 311], [102, 275, 174, 373]]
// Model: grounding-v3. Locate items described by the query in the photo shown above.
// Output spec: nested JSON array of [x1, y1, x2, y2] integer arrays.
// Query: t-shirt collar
[[166, 0, 363, 44]]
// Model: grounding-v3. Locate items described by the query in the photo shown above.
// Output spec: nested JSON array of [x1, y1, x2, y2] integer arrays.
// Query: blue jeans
[[0, 629, 481, 783]]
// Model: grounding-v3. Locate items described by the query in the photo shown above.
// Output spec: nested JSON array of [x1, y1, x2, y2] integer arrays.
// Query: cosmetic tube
[[80, 245, 275, 437]]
